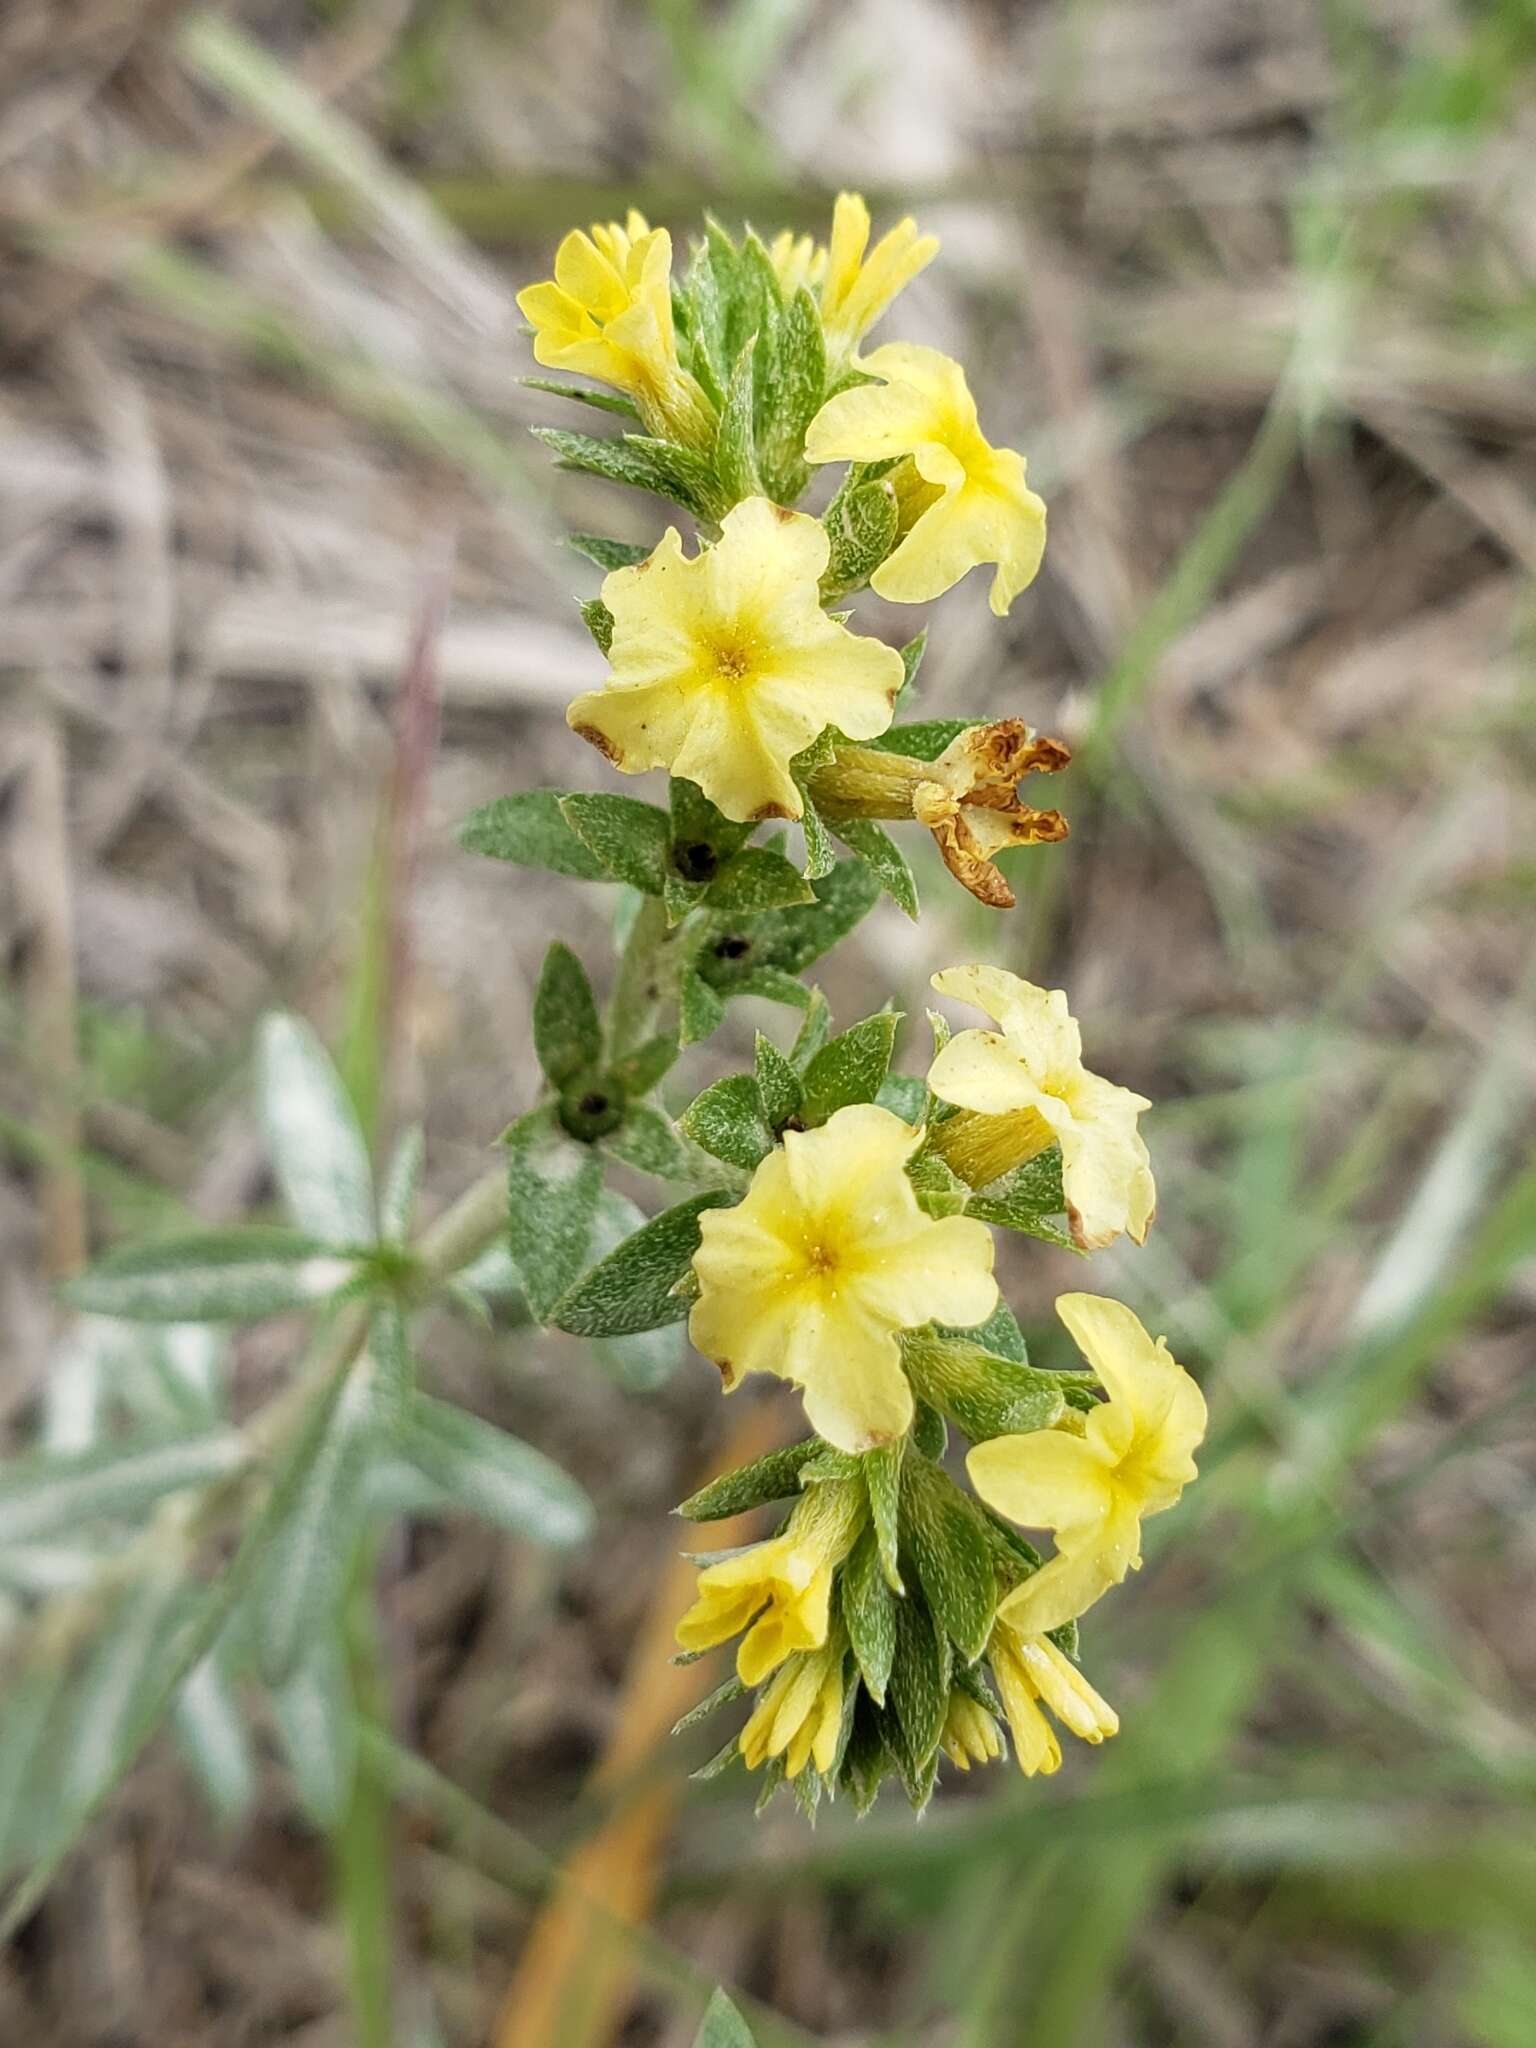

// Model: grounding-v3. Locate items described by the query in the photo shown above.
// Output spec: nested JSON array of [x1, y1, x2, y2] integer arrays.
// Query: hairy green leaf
[[552, 1191, 732, 1337], [66, 1230, 354, 1324], [401, 1395, 592, 1545], [458, 790, 609, 881], [532, 942, 604, 1087], [799, 1011, 902, 1126], [505, 1106, 603, 1323], [561, 792, 672, 896], [679, 1074, 773, 1171], [257, 1013, 375, 1245]]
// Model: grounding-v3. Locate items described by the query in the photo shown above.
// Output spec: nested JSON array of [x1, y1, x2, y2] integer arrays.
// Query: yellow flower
[[940, 1688, 1005, 1772], [927, 965, 1155, 1250], [516, 211, 713, 444], [768, 228, 827, 301], [805, 343, 1046, 616], [739, 1634, 847, 1778], [689, 1102, 998, 1453], [969, 1294, 1207, 1637], [817, 192, 938, 361], [675, 1477, 863, 1686], [989, 1621, 1118, 1777], [566, 496, 905, 824]]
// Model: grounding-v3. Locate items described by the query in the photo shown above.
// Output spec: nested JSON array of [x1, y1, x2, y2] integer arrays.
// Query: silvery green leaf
[[505, 1106, 603, 1323], [0, 1543, 103, 1597], [552, 1191, 732, 1337], [901, 1329, 1064, 1442], [257, 1013, 374, 1246], [602, 1104, 693, 1182], [821, 477, 898, 599], [561, 792, 672, 897], [758, 285, 825, 503], [699, 860, 878, 997], [706, 845, 815, 913], [173, 1652, 257, 1829], [60, 1569, 189, 1818], [796, 788, 838, 880], [897, 628, 928, 699], [458, 790, 609, 880], [693, 1988, 758, 2048], [521, 377, 639, 418], [40, 1317, 120, 1451], [967, 1148, 1078, 1249], [370, 1301, 414, 1432], [799, 1011, 902, 1127], [900, 1452, 997, 1663], [677, 1438, 817, 1520], [400, 1396, 591, 1547], [863, 1439, 905, 1594], [578, 595, 614, 653], [832, 817, 918, 919], [272, 1635, 356, 1828], [753, 1032, 801, 1131], [678, 968, 727, 1047], [66, 1230, 355, 1324], [878, 1074, 930, 1127], [712, 338, 761, 503], [380, 1125, 424, 1244], [533, 427, 726, 521], [532, 942, 604, 1087], [789, 990, 831, 1070], [841, 1527, 898, 1705], [257, 1364, 376, 1684], [679, 1075, 773, 1172], [0, 1667, 62, 1875], [568, 531, 651, 570], [948, 1298, 1030, 1364], [0, 1429, 246, 1548]]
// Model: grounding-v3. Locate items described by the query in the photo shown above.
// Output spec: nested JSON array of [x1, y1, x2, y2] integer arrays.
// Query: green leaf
[[900, 1452, 998, 1662], [693, 1987, 758, 2048], [677, 1438, 818, 1519], [712, 338, 761, 503], [0, 1429, 245, 1549], [669, 776, 754, 877], [671, 1675, 747, 1737], [887, 1593, 951, 1787], [679, 968, 727, 1047], [705, 846, 815, 913], [370, 1300, 414, 1433], [796, 787, 838, 880], [257, 1365, 377, 1683], [821, 477, 898, 598], [878, 1074, 930, 1126], [561, 793, 671, 896], [841, 1527, 898, 1705], [966, 1148, 1078, 1249], [789, 989, 831, 1070], [950, 1298, 1030, 1364], [902, 1330, 1065, 1442], [458, 790, 609, 881], [578, 595, 614, 653], [897, 629, 928, 699], [907, 1147, 971, 1217], [758, 286, 825, 503], [172, 1653, 257, 1830], [679, 1074, 773, 1171], [504, 1107, 603, 1323], [753, 1033, 802, 1130], [864, 1439, 905, 1593], [610, 1031, 679, 1096], [603, 1103, 693, 1181], [272, 1636, 356, 1828], [568, 532, 652, 571], [583, 1190, 687, 1388], [532, 942, 604, 1087], [58, 1570, 189, 1822], [727, 967, 813, 1009], [257, 1013, 375, 1245], [379, 1125, 423, 1244], [400, 1395, 592, 1545], [533, 427, 724, 520], [552, 1191, 733, 1337], [697, 859, 879, 996], [799, 1011, 901, 1126], [522, 377, 639, 418], [65, 1231, 354, 1323], [832, 817, 918, 919], [864, 718, 976, 762]]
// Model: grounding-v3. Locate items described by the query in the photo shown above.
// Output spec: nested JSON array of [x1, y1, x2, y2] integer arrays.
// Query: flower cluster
[[470, 193, 1209, 1819]]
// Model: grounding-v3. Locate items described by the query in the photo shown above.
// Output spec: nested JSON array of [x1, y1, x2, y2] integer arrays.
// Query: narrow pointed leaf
[[552, 1191, 732, 1337], [257, 1013, 374, 1245], [401, 1395, 591, 1546], [66, 1230, 354, 1324], [257, 1365, 377, 1684], [532, 942, 604, 1086], [505, 1106, 603, 1323], [0, 1429, 246, 1548]]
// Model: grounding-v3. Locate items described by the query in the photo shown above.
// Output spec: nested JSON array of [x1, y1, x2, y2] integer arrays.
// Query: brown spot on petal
[[714, 1356, 741, 1390], [771, 503, 796, 523], [572, 722, 622, 764], [750, 799, 797, 822]]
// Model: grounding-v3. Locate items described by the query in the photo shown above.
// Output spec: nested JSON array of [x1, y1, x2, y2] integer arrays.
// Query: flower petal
[[994, 1537, 1127, 1636], [967, 1428, 1116, 1538], [926, 1028, 1056, 1118], [1054, 1294, 1190, 1437], [852, 1211, 997, 1332], [795, 1300, 915, 1453]]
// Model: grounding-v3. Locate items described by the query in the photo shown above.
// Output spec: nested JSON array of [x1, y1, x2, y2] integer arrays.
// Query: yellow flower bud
[[940, 1689, 1005, 1772], [739, 1634, 847, 1778], [818, 193, 939, 362], [989, 1622, 1118, 1777]]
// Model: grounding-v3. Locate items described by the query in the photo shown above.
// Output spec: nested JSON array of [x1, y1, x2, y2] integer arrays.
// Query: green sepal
[[912, 1401, 947, 1460], [789, 990, 831, 1070], [981, 1507, 1045, 1590], [678, 1074, 773, 1171], [705, 845, 815, 913], [568, 532, 651, 571], [670, 1674, 747, 1738], [797, 790, 838, 880], [753, 1033, 802, 1131], [560, 793, 671, 896], [504, 1106, 603, 1323], [458, 790, 608, 880], [532, 426, 725, 521], [887, 1593, 952, 1794], [863, 718, 977, 762], [839, 1694, 893, 1817], [551, 1191, 733, 1337], [799, 1010, 901, 1126], [690, 1734, 744, 1783], [521, 377, 639, 419], [900, 1451, 998, 1663], [578, 596, 614, 654], [677, 1438, 819, 1521], [840, 1528, 898, 1705], [532, 942, 602, 1088], [966, 1147, 1078, 1250], [863, 1439, 905, 1593], [901, 1329, 1066, 1443], [945, 1298, 1028, 1363], [757, 285, 825, 504], [831, 817, 918, 919]]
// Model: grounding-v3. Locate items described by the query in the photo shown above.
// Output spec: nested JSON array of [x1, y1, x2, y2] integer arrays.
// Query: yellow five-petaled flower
[[566, 497, 905, 824], [969, 1293, 1208, 1637], [516, 211, 714, 445], [689, 1102, 998, 1453], [928, 964, 1156, 1251], [806, 342, 1046, 617]]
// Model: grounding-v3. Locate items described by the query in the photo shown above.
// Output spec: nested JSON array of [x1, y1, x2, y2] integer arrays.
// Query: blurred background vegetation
[[1, 0, 1534, 2042]]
